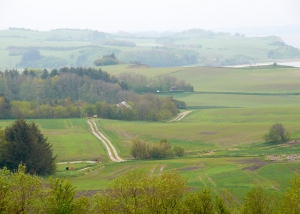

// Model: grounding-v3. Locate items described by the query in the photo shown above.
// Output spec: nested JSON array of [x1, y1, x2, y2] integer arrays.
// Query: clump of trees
[[264, 123, 290, 144], [16, 50, 68, 68], [94, 53, 123, 66], [0, 119, 56, 175], [131, 138, 185, 159], [2, 167, 300, 213]]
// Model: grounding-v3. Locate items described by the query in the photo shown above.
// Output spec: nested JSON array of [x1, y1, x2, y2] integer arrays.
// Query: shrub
[[264, 123, 290, 143]]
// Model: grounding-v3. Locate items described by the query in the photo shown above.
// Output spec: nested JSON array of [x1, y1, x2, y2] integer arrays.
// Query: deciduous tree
[[264, 123, 290, 143]]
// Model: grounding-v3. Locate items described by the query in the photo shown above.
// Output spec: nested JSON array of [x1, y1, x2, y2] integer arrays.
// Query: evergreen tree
[[0, 94, 11, 119], [0, 119, 56, 175]]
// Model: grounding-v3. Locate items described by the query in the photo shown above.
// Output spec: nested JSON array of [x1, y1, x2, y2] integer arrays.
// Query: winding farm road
[[169, 110, 192, 122], [88, 120, 125, 162]]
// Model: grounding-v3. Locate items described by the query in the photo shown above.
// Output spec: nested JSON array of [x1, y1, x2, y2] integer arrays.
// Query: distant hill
[[0, 28, 299, 69]]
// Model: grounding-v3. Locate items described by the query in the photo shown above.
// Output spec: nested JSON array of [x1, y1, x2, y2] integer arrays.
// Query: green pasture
[[175, 35, 274, 59], [102, 65, 300, 95], [97, 64, 182, 78], [60, 157, 300, 201], [165, 66, 300, 93], [1, 112, 300, 201], [0, 119, 110, 162], [164, 92, 300, 107], [98, 106, 300, 146]]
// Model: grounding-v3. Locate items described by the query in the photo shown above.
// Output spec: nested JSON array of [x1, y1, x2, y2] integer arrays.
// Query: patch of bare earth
[[178, 166, 199, 171], [150, 165, 158, 175], [159, 165, 166, 173], [127, 64, 151, 69], [200, 132, 217, 135], [233, 158, 270, 171]]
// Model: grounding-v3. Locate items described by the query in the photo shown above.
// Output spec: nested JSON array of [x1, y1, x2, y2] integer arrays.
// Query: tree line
[[0, 94, 179, 121], [1, 166, 300, 213], [0, 67, 188, 121], [118, 72, 194, 93]]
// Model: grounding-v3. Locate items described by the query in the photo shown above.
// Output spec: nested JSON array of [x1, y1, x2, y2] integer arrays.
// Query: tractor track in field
[[88, 120, 125, 163], [169, 110, 192, 122]]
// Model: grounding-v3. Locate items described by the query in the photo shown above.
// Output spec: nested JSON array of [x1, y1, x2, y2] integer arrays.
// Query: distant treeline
[[119, 72, 194, 93], [102, 39, 136, 47], [119, 49, 198, 67], [0, 67, 187, 121]]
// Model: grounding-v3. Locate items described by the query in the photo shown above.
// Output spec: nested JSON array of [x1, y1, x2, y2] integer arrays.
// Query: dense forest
[[0, 67, 189, 121]]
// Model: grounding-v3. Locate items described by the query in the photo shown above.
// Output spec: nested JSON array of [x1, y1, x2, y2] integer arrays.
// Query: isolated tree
[[0, 119, 56, 175], [264, 123, 290, 143]]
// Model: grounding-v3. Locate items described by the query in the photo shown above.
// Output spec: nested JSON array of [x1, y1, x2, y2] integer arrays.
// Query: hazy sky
[[1, 0, 299, 32]]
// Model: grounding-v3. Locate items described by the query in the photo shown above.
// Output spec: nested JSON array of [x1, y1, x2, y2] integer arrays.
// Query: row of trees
[[0, 95, 178, 121], [1, 167, 300, 213], [131, 138, 185, 159], [118, 72, 194, 93]]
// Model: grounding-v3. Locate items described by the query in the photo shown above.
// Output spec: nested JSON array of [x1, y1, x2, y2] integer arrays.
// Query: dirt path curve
[[169, 110, 192, 122], [88, 120, 125, 162]]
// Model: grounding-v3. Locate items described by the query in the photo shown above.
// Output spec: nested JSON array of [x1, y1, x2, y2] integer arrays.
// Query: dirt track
[[169, 110, 192, 122], [88, 120, 124, 162]]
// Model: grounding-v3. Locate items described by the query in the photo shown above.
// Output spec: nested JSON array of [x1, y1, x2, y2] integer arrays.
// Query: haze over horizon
[[1, 0, 299, 33], [1, 0, 300, 48]]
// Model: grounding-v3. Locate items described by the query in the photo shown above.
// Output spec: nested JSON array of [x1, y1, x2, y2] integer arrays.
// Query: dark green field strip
[[7, 45, 98, 51], [194, 91, 300, 96], [161, 91, 300, 96]]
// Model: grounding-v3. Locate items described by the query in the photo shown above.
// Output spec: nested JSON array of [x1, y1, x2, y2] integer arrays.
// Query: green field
[[1, 110, 300, 201], [1, 65, 300, 201]]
